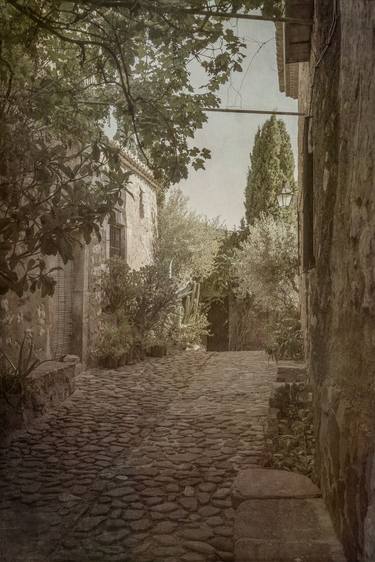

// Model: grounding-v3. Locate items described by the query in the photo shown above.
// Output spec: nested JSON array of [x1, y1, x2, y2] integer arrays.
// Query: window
[[109, 212, 124, 258]]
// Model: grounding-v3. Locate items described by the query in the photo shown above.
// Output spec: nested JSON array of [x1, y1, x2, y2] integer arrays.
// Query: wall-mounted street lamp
[[277, 183, 293, 209]]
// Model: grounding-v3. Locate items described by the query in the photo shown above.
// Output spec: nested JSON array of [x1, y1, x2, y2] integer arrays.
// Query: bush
[[233, 215, 303, 360], [92, 259, 179, 364], [265, 312, 304, 361], [177, 310, 209, 349], [92, 318, 133, 368]]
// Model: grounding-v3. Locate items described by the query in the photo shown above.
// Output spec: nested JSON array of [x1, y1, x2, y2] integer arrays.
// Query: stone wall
[[299, 1, 375, 560], [0, 290, 50, 363], [125, 173, 157, 270], [0, 360, 76, 441]]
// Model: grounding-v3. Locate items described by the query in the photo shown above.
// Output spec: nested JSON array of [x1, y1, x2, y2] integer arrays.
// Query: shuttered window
[[109, 224, 123, 258], [51, 255, 73, 359]]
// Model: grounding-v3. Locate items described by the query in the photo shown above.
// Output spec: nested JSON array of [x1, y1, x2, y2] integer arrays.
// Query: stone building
[[0, 149, 158, 368], [276, 1, 375, 560]]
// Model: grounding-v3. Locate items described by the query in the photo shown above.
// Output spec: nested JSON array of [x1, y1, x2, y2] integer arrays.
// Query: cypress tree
[[244, 115, 296, 224]]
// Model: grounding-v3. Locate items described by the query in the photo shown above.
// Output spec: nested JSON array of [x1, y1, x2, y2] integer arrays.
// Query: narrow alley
[[0, 351, 275, 562]]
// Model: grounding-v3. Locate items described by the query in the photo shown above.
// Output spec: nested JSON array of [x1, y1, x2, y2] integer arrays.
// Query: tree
[[244, 115, 296, 224], [232, 214, 303, 359], [0, 0, 281, 296], [156, 188, 223, 284], [233, 215, 299, 312]]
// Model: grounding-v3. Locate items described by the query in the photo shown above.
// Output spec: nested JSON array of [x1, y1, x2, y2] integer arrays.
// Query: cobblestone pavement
[[0, 351, 276, 562]]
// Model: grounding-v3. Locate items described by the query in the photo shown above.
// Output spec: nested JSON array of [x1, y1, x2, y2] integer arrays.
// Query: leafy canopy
[[156, 188, 224, 284], [0, 0, 280, 295], [233, 214, 299, 313]]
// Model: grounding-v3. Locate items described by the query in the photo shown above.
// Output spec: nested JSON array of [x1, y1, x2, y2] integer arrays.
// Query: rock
[[122, 509, 144, 520], [21, 482, 41, 494], [216, 550, 234, 561], [209, 535, 233, 552], [106, 519, 127, 530], [106, 487, 134, 498], [152, 502, 179, 513], [77, 516, 105, 532], [182, 553, 206, 562], [206, 515, 224, 526], [58, 492, 80, 502], [198, 492, 210, 505], [144, 496, 163, 506], [199, 483, 216, 493], [153, 520, 178, 534], [213, 488, 230, 499], [199, 505, 220, 517], [214, 526, 233, 537], [155, 534, 179, 546], [181, 526, 213, 541], [180, 496, 198, 511], [141, 487, 164, 496], [129, 518, 152, 531], [184, 540, 216, 555], [184, 485, 195, 497], [115, 475, 128, 482], [97, 530, 130, 545], [91, 503, 111, 516]]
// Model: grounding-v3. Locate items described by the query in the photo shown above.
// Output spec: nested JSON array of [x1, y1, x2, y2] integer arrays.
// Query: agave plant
[[0, 331, 44, 408]]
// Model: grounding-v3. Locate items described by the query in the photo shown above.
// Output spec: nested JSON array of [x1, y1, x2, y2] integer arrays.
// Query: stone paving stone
[[0, 351, 275, 561]]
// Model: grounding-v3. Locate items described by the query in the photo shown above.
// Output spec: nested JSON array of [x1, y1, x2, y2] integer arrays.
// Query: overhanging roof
[[275, 22, 300, 100]]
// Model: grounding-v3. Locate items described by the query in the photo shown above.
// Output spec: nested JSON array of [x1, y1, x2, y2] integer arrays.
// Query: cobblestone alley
[[0, 351, 276, 562]]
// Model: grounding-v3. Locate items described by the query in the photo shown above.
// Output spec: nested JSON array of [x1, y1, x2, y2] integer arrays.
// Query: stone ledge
[[234, 498, 346, 562], [232, 468, 321, 508], [1, 360, 76, 439], [26, 361, 76, 414]]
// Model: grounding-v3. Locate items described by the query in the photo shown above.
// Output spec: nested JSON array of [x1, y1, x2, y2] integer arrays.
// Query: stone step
[[232, 468, 321, 508], [235, 498, 346, 562], [232, 469, 346, 562]]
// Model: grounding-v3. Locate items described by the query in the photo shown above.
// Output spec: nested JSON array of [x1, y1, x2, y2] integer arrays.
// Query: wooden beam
[[205, 108, 306, 116], [180, 9, 313, 26]]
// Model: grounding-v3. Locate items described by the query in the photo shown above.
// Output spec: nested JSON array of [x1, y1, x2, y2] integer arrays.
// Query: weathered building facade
[[0, 149, 158, 367], [277, 1, 375, 560]]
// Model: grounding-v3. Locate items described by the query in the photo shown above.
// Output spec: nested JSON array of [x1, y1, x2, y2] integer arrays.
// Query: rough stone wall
[[125, 173, 157, 269], [299, 2, 375, 560], [0, 290, 51, 363]]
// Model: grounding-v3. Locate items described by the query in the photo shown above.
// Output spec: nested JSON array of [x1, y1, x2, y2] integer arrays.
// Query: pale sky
[[179, 19, 298, 228]]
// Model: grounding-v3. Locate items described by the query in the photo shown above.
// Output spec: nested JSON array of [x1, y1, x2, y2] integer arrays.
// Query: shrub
[[93, 259, 180, 362], [177, 310, 209, 349], [92, 318, 133, 368], [233, 215, 303, 360]]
